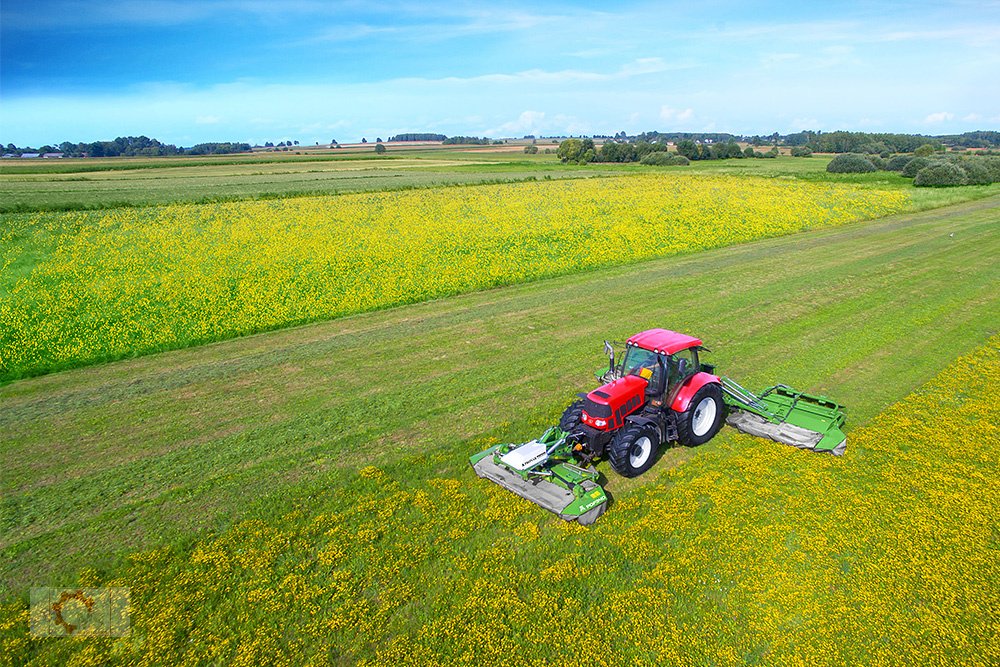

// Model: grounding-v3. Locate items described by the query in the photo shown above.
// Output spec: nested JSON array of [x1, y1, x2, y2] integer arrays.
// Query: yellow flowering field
[[3, 336, 995, 665], [0, 174, 907, 380]]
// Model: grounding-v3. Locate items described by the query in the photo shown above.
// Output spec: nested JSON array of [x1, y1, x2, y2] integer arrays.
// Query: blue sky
[[2, 1, 998, 146]]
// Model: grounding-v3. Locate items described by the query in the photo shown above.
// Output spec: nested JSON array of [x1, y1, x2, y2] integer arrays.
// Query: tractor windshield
[[622, 346, 665, 390]]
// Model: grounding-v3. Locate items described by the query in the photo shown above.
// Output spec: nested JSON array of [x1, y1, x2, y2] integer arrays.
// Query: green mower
[[470, 328, 847, 525]]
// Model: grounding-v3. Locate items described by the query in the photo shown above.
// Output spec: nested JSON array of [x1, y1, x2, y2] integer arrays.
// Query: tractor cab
[[609, 330, 704, 401]]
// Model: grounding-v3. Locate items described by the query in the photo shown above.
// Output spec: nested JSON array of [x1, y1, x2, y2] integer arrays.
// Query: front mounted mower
[[470, 328, 847, 524]]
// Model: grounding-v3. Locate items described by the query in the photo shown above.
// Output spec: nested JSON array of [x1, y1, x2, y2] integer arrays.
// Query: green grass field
[[2, 194, 998, 663], [0, 148, 586, 212], [3, 149, 997, 212], [1, 150, 997, 664]]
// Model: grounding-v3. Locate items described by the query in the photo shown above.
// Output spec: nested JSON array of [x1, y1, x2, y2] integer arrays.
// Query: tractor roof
[[627, 328, 702, 354]]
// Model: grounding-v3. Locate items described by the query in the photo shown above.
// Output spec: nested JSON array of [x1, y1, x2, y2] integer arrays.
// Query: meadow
[[5, 338, 998, 665], [1, 149, 998, 665], [1, 173, 909, 382], [2, 193, 998, 664], [0, 148, 576, 212], [3, 148, 997, 213]]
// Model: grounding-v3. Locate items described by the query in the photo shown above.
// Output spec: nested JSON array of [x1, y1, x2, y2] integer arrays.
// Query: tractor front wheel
[[608, 422, 660, 478], [559, 399, 584, 432], [676, 383, 724, 446]]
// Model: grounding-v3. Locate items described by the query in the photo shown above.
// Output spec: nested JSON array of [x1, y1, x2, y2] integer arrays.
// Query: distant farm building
[[20, 153, 40, 158], [42, 152, 65, 158]]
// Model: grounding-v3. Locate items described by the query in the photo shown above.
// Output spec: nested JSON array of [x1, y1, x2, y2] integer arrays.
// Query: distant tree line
[[608, 130, 998, 154], [784, 131, 944, 154], [632, 131, 740, 145], [556, 137, 779, 165], [442, 136, 493, 145], [3, 136, 251, 157], [388, 133, 447, 142]]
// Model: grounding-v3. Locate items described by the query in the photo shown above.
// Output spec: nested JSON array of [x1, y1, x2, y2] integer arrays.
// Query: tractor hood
[[581, 374, 647, 431]]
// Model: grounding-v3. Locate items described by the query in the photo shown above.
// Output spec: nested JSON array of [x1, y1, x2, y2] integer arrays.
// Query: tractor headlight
[[594, 419, 607, 427]]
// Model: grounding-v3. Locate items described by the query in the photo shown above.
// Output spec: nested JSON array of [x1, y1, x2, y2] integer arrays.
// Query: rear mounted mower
[[470, 328, 847, 525]]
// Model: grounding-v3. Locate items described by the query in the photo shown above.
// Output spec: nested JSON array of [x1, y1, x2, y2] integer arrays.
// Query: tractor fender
[[624, 415, 658, 429], [670, 372, 721, 413]]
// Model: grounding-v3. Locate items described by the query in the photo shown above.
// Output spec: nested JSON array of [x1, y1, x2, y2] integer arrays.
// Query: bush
[[640, 152, 689, 166], [523, 145, 538, 154], [826, 153, 877, 173], [869, 156, 887, 170], [790, 146, 812, 157], [955, 159, 992, 185], [913, 162, 967, 187], [983, 157, 1000, 182], [885, 155, 912, 171], [914, 143, 937, 157], [901, 156, 932, 178]]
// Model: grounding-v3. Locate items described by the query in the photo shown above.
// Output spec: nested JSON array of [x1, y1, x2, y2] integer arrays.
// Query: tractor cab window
[[622, 346, 666, 393], [668, 348, 698, 390]]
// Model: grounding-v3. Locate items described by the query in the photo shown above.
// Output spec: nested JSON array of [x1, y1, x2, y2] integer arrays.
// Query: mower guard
[[469, 428, 608, 524], [722, 380, 847, 455]]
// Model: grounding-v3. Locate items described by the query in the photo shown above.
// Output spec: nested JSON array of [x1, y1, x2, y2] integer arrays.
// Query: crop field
[[1, 152, 998, 665], [1, 174, 909, 381]]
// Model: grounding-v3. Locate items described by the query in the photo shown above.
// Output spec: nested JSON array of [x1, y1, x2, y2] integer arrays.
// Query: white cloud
[[660, 106, 694, 123], [485, 110, 547, 136], [924, 111, 956, 123]]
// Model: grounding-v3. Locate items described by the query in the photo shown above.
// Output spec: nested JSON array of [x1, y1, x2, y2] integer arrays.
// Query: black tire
[[676, 383, 724, 447], [559, 399, 584, 432], [608, 422, 660, 478]]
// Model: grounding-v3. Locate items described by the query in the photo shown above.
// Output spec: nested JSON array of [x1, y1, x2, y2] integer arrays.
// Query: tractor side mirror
[[603, 341, 615, 374]]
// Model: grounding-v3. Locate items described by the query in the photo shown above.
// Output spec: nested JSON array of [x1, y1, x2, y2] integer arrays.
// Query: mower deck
[[471, 455, 607, 524], [469, 429, 609, 525]]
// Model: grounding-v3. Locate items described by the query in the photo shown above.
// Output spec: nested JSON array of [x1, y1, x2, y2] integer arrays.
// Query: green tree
[[374, 142, 386, 154], [557, 138, 583, 163], [914, 143, 937, 157], [676, 139, 698, 160]]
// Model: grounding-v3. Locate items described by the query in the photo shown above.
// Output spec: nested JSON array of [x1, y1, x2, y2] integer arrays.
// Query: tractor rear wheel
[[608, 422, 660, 478], [559, 400, 584, 432], [676, 383, 724, 446]]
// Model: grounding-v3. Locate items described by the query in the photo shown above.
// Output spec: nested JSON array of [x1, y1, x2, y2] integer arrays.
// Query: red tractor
[[470, 327, 846, 524], [558, 328, 725, 477]]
